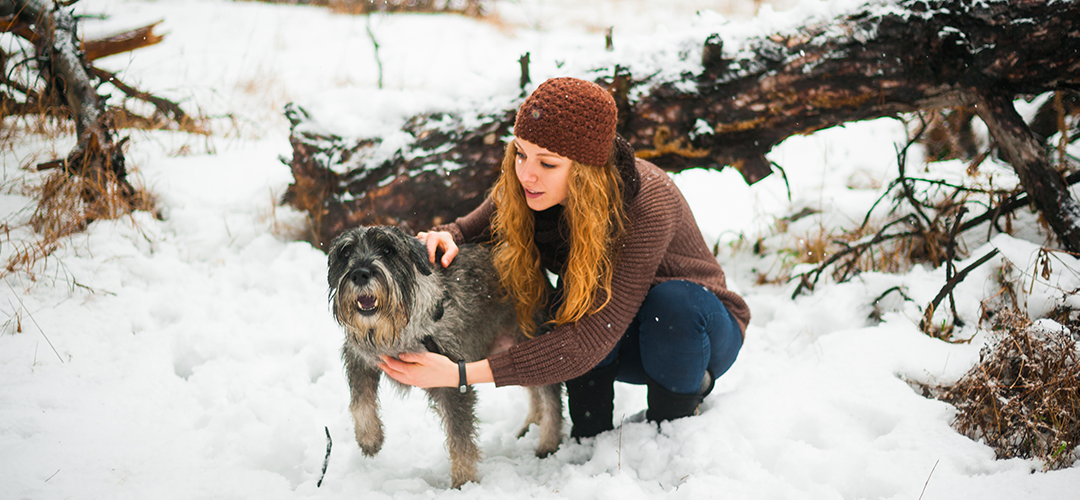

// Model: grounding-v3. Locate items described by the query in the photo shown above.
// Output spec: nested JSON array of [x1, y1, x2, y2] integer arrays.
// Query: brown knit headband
[[514, 77, 617, 167]]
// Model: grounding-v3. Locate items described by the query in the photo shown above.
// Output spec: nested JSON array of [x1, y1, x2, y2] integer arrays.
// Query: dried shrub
[[920, 107, 980, 162], [329, 0, 491, 16], [941, 308, 1080, 471], [4, 162, 157, 279], [240, 0, 493, 16]]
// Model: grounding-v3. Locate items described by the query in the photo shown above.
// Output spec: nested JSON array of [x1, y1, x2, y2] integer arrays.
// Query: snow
[[2, 0, 1079, 498]]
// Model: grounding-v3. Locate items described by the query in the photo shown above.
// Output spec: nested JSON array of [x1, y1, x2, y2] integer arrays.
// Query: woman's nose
[[519, 160, 538, 181]]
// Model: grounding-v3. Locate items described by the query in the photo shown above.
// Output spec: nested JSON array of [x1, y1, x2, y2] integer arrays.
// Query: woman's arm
[[431, 197, 496, 245], [378, 352, 494, 388]]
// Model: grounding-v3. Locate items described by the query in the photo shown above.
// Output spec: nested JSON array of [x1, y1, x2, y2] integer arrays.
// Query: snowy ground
[[2, 0, 1079, 498]]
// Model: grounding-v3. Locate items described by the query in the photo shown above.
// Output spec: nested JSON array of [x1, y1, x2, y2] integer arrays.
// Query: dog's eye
[[381, 247, 394, 257], [337, 244, 353, 259]]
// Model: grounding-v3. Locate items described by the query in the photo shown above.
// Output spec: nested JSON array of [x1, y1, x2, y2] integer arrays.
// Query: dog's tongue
[[358, 295, 378, 311]]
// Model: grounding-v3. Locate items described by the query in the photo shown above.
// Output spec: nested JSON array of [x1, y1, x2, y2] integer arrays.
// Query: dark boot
[[645, 369, 713, 423], [566, 361, 620, 439]]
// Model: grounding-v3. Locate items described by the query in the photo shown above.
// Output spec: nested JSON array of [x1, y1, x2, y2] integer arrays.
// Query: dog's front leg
[[516, 385, 544, 438], [427, 387, 480, 488], [529, 383, 564, 457], [345, 354, 384, 456]]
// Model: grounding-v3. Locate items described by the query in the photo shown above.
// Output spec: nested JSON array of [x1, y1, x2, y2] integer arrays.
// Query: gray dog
[[327, 225, 563, 488]]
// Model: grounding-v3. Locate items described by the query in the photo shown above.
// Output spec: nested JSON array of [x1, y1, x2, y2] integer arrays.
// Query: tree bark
[[15, 0, 131, 201], [971, 91, 1080, 252], [285, 0, 1080, 250], [283, 104, 512, 250], [82, 21, 164, 62], [629, 0, 1079, 182]]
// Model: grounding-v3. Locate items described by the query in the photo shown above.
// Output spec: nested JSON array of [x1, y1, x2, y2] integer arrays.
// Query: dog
[[327, 225, 563, 488]]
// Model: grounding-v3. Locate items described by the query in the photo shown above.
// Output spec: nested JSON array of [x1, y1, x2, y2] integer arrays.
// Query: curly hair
[[490, 140, 626, 336]]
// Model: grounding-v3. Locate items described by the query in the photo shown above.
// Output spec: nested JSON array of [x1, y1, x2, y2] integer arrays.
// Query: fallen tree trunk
[[4, 1, 192, 238], [971, 91, 1080, 252], [15, 0, 130, 198], [82, 21, 165, 61], [285, 0, 1080, 251], [3, 8, 174, 131], [283, 104, 513, 249]]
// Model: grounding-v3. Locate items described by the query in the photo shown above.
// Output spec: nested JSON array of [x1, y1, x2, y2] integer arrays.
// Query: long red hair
[[490, 141, 626, 335]]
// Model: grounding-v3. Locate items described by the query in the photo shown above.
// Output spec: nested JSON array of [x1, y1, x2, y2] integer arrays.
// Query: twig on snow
[[4, 277, 62, 363], [317, 426, 332, 487]]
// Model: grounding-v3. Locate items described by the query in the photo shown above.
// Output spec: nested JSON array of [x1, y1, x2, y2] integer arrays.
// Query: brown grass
[[759, 215, 893, 285], [325, 0, 490, 16], [235, 0, 491, 16], [3, 144, 158, 281], [941, 307, 1080, 470]]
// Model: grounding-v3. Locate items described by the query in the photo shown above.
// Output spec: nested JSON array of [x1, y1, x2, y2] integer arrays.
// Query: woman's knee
[[706, 308, 742, 379], [637, 281, 718, 334]]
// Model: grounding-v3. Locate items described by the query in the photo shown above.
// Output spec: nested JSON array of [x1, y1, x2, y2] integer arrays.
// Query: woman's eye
[[515, 152, 526, 161], [541, 162, 556, 169]]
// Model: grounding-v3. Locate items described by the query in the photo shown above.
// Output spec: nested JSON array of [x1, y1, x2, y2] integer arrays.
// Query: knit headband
[[514, 77, 618, 167]]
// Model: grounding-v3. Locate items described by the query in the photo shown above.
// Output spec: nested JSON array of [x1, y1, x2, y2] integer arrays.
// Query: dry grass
[[2, 118, 158, 281], [941, 307, 1080, 471], [920, 107, 980, 162], [258, 187, 312, 242], [754, 212, 895, 286], [326, 0, 491, 16], [4, 167, 153, 280], [234, 0, 492, 16]]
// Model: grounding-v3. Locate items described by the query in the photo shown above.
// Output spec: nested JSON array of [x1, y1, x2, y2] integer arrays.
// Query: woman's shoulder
[[629, 159, 683, 207], [633, 158, 664, 180]]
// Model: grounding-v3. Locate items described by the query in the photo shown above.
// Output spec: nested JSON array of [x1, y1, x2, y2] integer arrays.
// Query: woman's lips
[[524, 188, 543, 199]]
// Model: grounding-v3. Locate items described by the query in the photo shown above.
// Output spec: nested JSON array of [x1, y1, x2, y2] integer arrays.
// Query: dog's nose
[[349, 267, 373, 285]]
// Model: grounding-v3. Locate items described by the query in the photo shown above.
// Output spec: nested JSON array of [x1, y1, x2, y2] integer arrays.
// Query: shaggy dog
[[327, 226, 562, 488]]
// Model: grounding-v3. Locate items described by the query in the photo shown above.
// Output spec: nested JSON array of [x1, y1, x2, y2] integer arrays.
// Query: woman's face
[[513, 137, 572, 211]]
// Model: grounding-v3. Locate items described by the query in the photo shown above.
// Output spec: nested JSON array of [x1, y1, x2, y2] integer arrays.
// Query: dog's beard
[[334, 278, 410, 349]]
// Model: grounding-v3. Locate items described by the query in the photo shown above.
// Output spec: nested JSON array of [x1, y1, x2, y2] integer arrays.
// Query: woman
[[378, 77, 750, 439]]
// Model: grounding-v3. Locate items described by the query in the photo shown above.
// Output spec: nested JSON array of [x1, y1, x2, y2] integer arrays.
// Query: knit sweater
[[434, 159, 751, 387]]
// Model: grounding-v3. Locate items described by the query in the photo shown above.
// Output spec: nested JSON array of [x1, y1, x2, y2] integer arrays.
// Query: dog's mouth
[[357, 295, 379, 313]]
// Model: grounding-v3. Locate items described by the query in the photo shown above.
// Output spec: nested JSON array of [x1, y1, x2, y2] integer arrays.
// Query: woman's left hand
[[377, 352, 457, 389]]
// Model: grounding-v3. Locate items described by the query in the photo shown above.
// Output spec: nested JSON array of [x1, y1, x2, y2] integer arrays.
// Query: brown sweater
[[436, 159, 751, 387]]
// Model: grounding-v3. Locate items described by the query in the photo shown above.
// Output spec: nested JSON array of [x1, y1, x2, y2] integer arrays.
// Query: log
[[2, 14, 194, 133], [82, 21, 165, 62], [284, 0, 1080, 251], [283, 104, 512, 249], [971, 91, 1080, 252], [15, 0, 130, 201], [89, 67, 201, 133]]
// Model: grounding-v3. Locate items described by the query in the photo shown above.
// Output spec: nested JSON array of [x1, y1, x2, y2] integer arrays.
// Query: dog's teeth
[[358, 296, 378, 311]]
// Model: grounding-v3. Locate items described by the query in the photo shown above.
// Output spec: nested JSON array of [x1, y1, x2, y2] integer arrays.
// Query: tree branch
[[920, 248, 1000, 336], [285, 0, 1080, 248]]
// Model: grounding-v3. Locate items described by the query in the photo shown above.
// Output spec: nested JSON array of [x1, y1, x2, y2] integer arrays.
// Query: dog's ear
[[327, 229, 360, 287], [408, 237, 434, 276]]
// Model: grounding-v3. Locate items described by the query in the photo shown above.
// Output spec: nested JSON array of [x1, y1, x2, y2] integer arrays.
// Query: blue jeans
[[596, 280, 743, 394]]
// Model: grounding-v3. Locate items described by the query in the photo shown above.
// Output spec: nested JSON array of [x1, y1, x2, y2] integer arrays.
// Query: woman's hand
[[378, 353, 496, 389], [377, 352, 458, 389], [417, 231, 458, 268]]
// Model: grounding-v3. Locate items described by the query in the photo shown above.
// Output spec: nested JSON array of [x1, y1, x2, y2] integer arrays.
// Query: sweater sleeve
[[431, 197, 495, 245], [487, 165, 683, 387]]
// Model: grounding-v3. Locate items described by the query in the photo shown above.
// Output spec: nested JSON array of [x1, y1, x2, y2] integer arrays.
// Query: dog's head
[[327, 226, 433, 348]]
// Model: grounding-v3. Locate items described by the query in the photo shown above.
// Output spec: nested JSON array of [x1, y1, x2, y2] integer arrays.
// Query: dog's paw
[[450, 465, 478, 489], [356, 432, 384, 457], [354, 422, 384, 457], [535, 438, 561, 458]]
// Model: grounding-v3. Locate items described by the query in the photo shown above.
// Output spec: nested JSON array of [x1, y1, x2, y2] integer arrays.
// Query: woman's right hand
[[417, 231, 458, 268]]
